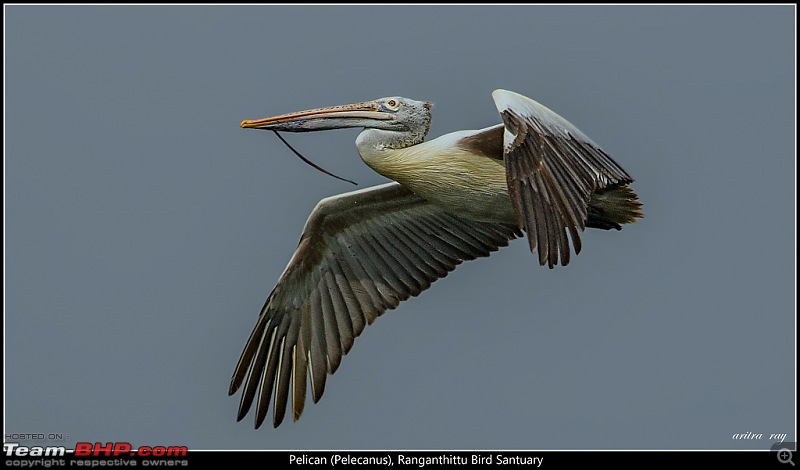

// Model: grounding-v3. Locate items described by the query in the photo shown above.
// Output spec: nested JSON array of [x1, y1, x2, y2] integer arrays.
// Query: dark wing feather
[[492, 89, 634, 268], [229, 182, 522, 428]]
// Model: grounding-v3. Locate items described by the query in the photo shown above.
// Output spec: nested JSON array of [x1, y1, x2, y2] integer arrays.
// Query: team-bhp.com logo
[[4, 442, 187, 457], [74, 443, 187, 457]]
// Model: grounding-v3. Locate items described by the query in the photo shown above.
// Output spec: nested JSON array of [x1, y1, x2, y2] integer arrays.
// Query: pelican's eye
[[382, 99, 401, 111]]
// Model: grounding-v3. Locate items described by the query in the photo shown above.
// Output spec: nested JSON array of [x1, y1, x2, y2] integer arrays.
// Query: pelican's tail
[[586, 184, 643, 230]]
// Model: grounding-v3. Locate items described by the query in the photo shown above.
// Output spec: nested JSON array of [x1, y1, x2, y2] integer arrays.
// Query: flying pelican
[[230, 89, 642, 428]]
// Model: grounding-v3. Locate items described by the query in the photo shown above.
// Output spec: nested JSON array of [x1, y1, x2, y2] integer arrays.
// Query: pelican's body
[[231, 90, 643, 428], [358, 126, 515, 224]]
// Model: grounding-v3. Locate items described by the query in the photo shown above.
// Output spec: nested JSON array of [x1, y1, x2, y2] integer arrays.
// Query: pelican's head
[[241, 96, 432, 147]]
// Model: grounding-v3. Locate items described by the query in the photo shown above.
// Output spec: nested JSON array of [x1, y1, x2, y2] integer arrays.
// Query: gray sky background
[[5, 6, 795, 450]]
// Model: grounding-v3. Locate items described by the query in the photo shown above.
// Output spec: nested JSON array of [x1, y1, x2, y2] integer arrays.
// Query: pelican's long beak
[[241, 100, 394, 132]]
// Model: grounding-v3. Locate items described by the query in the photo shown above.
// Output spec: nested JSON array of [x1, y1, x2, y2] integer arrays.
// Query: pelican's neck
[[355, 128, 428, 153], [357, 127, 442, 189], [356, 129, 427, 181], [355, 127, 429, 175]]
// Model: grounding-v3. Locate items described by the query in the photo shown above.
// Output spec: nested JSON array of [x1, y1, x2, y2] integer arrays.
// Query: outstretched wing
[[229, 182, 522, 428], [492, 89, 634, 268]]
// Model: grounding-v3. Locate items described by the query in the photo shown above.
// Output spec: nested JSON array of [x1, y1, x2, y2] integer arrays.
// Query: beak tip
[[240, 120, 250, 129]]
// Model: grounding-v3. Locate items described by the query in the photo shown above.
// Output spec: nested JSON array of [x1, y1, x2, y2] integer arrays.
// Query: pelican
[[230, 89, 642, 428]]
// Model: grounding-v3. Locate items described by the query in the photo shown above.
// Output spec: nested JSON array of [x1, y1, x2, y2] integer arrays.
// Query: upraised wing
[[229, 182, 522, 428], [492, 89, 634, 268]]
